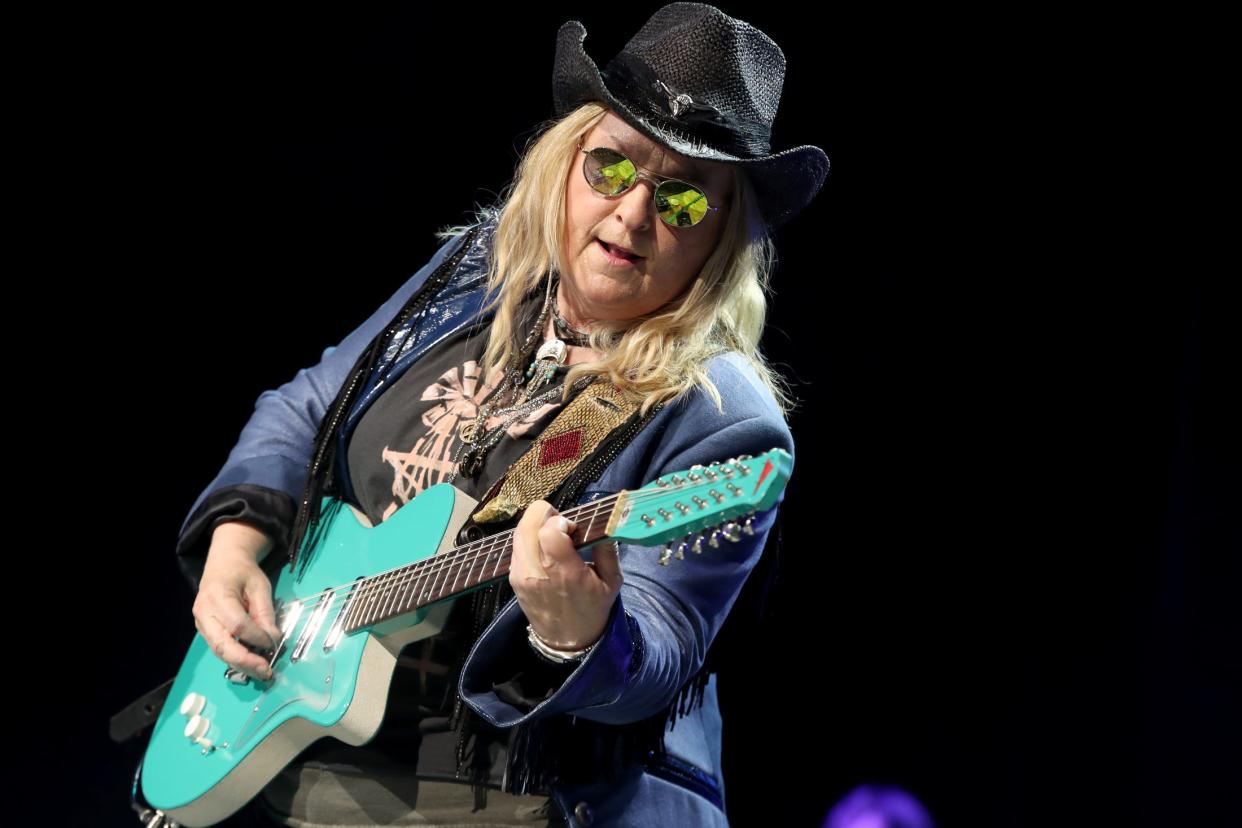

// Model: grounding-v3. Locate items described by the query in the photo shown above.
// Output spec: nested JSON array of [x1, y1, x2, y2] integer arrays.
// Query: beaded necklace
[[448, 276, 600, 482]]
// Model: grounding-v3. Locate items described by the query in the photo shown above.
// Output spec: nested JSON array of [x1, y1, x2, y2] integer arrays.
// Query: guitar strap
[[470, 378, 641, 525], [110, 677, 174, 744]]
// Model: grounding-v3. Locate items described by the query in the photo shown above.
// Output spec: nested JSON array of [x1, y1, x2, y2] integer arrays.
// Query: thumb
[[589, 540, 623, 590]]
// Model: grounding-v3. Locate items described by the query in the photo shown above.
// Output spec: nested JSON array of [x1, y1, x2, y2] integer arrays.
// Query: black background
[[19, 5, 1233, 827]]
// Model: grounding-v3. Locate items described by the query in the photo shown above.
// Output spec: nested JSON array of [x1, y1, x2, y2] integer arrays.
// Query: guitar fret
[[412, 556, 434, 606], [353, 581, 369, 628], [362, 574, 385, 627], [371, 569, 391, 625], [448, 541, 468, 598], [360, 570, 381, 627], [394, 563, 414, 617], [431, 538, 460, 602], [377, 564, 403, 623], [485, 533, 502, 580]]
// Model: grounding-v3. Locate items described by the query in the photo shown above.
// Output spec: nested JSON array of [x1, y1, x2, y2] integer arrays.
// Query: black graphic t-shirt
[[257, 288, 589, 826]]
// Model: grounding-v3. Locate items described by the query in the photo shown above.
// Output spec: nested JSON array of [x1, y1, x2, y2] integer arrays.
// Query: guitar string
[[278, 471, 759, 620], [254, 490, 625, 666], [249, 475, 766, 673], [249, 471, 766, 660], [265, 472, 763, 634]]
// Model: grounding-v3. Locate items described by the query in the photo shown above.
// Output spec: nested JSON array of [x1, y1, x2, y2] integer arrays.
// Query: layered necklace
[[448, 276, 610, 482]]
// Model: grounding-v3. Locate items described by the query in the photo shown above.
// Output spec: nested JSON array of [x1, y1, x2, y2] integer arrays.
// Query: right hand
[[192, 521, 284, 682]]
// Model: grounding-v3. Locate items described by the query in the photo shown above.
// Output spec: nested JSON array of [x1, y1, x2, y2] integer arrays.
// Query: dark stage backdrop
[[25, 6, 1232, 827]]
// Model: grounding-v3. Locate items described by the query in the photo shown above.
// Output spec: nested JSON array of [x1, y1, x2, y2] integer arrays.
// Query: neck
[[545, 313, 601, 365], [554, 279, 602, 334]]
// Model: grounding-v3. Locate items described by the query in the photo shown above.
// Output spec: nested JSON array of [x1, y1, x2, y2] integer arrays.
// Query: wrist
[[526, 624, 600, 664], [210, 521, 274, 565]]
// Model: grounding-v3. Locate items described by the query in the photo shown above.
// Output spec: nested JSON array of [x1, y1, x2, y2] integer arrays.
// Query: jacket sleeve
[[173, 230, 474, 592], [457, 392, 794, 728]]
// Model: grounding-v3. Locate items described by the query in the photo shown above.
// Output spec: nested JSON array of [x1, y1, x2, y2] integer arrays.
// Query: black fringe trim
[[447, 499, 785, 796]]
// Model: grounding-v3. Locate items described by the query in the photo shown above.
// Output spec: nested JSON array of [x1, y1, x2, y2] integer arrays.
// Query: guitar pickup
[[291, 590, 333, 662]]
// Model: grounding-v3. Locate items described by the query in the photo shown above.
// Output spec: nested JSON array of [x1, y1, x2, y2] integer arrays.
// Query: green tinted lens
[[655, 181, 710, 227], [583, 148, 710, 227], [584, 148, 636, 196]]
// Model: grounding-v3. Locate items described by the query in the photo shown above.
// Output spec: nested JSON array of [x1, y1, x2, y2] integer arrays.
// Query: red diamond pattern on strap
[[539, 427, 584, 468]]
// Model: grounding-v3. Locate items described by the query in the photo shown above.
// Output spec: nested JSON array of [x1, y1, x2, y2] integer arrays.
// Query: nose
[[611, 177, 655, 232]]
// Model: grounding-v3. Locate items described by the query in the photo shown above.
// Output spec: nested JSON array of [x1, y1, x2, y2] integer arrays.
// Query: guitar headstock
[[604, 447, 791, 565]]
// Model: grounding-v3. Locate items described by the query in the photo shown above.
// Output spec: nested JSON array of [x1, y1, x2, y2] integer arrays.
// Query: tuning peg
[[691, 534, 705, 554], [722, 522, 742, 542], [658, 545, 673, 566], [742, 516, 755, 536], [708, 529, 722, 549], [674, 539, 688, 560]]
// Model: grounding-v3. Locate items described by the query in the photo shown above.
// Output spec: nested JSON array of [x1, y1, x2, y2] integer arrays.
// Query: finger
[[537, 515, 580, 569], [244, 577, 282, 650], [202, 612, 272, 680], [211, 586, 278, 656], [513, 511, 551, 581], [589, 539, 624, 590]]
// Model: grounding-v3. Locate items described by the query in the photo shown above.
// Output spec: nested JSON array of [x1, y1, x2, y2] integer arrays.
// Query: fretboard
[[339, 496, 616, 633]]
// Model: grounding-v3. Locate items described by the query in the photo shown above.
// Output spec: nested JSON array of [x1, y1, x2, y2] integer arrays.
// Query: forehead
[[588, 112, 725, 183]]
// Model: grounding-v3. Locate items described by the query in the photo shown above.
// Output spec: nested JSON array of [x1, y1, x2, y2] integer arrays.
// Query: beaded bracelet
[[526, 624, 599, 664]]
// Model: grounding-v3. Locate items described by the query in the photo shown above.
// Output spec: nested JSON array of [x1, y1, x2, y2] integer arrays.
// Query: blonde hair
[[434, 101, 798, 422]]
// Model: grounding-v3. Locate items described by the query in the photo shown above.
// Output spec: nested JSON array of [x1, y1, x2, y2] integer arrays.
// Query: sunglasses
[[578, 137, 720, 228]]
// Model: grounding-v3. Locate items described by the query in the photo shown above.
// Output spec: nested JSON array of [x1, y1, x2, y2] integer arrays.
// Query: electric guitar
[[138, 448, 791, 827]]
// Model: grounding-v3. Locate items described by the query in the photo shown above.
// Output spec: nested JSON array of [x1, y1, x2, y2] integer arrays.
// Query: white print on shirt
[[379, 358, 560, 522]]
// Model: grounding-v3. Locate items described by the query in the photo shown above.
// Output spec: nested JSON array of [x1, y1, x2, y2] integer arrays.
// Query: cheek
[[566, 184, 603, 238]]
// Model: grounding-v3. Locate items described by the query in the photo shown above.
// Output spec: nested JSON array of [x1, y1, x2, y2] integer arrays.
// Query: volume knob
[[179, 692, 206, 718], [184, 714, 210, 741]]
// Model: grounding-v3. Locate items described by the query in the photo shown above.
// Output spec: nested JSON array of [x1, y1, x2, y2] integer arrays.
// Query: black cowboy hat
[[552, 2, 830, 232]]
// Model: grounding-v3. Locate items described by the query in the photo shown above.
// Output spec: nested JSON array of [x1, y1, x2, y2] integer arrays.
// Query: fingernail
[[558, 517, 571, 533]]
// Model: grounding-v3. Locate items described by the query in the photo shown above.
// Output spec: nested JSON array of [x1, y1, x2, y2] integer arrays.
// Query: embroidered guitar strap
[[471, 379, 640, 524]]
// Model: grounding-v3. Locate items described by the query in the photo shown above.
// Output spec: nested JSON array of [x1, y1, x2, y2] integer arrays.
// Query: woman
[[176, 4, 828, 826]]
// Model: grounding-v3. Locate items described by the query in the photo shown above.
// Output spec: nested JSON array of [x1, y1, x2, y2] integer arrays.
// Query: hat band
[[599, 50, 772, 159]]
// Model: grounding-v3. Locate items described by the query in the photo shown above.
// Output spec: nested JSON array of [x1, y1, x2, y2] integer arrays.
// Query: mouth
[[597, 238, 643, 263]]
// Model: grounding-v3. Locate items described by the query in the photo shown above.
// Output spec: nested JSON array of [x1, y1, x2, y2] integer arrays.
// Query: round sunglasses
[[578, 137, 719, 228]]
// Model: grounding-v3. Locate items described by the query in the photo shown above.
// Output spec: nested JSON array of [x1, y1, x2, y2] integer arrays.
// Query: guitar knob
[[184, 715, 210, 742], [179, 692, 206, 718]]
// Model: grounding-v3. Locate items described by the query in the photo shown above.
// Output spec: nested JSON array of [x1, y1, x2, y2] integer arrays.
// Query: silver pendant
[[535, 338, 568, 365]]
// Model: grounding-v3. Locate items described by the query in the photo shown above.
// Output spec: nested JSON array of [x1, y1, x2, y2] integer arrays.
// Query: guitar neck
[[338, 498, 615, 635]]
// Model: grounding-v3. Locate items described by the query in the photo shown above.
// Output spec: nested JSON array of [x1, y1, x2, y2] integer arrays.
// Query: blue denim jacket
[[177, 208, 795, 827]]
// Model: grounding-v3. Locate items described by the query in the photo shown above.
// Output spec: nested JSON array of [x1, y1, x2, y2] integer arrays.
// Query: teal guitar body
[[139, 449, 791, 827]]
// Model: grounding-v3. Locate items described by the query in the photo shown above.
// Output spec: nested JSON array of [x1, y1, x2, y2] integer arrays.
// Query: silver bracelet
[[526, 624, 599, 664]]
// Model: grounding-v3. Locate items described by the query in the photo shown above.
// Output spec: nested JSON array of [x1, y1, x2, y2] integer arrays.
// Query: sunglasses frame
[[577, 136, 720, 228]]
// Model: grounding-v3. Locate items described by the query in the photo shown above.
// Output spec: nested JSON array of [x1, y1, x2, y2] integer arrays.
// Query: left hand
[[510, 499, 624, 652]]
